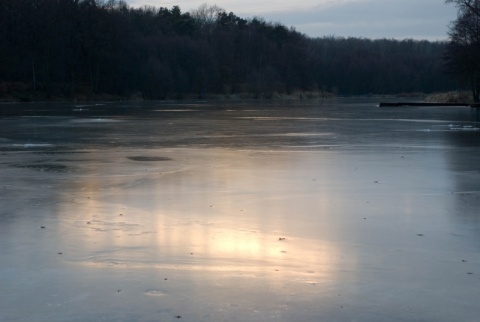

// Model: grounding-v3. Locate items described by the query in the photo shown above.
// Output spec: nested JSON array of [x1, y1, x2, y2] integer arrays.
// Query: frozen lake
[[1, 99, 480, 321]]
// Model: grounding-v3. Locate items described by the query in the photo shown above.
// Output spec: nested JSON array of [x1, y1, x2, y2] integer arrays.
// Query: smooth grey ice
[[1, 99, 479, 321]]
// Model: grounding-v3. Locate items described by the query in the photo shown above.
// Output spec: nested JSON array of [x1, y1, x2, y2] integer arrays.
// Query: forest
[[0, 0, 459, 101]]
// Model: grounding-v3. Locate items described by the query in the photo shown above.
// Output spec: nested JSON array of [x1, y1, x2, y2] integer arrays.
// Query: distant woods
[[0, 0, 458, 100]]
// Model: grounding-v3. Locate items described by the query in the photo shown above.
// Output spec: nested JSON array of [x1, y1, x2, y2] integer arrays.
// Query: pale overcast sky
[[125, 0, 458, 40]]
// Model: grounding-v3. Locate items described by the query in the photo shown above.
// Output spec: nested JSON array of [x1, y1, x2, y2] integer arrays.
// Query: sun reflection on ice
[[55, 148, 343, 290]]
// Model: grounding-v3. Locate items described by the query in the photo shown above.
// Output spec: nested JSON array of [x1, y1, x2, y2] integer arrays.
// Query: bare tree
[[447, 0, 480, 16], [446, 0, 480, 101], [190, 3, 224, 33]]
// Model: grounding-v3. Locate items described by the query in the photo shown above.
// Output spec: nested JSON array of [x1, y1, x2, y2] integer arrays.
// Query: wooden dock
[[379, 102, 480, 108]]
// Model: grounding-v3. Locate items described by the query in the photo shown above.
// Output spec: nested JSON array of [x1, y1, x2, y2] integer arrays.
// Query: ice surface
[[1, 99, 480, 321]]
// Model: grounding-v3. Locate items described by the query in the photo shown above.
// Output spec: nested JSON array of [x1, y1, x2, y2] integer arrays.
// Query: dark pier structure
[[379, 102, 480, 108]]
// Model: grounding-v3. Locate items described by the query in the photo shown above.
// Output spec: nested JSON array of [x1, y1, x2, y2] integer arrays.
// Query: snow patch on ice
[[70, 118, 123, 123], [13, 143, 54, 148]]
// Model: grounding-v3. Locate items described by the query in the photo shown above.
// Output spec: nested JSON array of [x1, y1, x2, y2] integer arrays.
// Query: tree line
[[0, 0, 459, 100]]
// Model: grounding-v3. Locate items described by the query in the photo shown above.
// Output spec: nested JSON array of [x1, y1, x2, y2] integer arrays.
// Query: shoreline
[[1, 88, 473, 105], [0, 82, 336, 103]]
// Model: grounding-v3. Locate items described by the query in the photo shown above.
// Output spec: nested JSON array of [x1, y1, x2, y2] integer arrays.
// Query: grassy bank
[[424, 91, 472, 104]]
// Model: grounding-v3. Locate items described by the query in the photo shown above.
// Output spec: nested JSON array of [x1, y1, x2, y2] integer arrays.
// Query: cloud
[[255, 0, 457, 39], [127, 0, 367, 13], [126, 0, 201, 10], [124, 0, 457, 40]]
